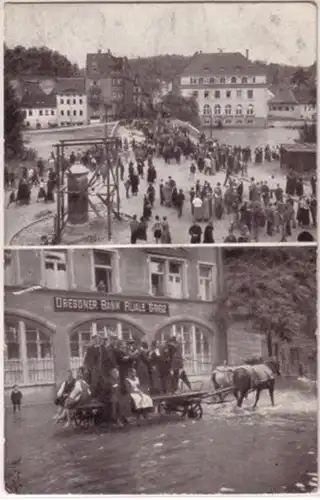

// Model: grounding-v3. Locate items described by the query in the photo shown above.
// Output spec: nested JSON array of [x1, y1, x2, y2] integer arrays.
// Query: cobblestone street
[[5, 126, 315, 245], [5, 381, 317, 494]]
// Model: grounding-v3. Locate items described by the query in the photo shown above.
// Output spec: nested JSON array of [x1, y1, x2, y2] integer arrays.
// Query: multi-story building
[[4, 248, 270, 404], [178, 51, 269, 128], [85, 49, 134, 122], [56, 78, 88, 127], [268, 85, 317, 122], [20, 79, 57, 129]]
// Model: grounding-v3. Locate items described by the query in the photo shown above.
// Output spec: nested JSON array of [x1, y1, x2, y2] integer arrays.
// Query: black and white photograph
[[4, 2, 317, 245], [4, 247, 317, 494]]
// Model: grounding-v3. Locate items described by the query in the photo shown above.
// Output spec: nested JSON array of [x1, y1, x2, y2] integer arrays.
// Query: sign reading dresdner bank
[[53, 296, 169, 315]]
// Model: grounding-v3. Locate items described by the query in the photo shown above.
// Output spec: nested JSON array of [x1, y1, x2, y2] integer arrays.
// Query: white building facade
[[56, 78, 88, 127], [179, 52, 269, 128], [23, 106, 57, 129]]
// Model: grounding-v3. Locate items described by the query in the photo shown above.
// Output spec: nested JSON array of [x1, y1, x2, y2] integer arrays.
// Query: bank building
[[4, 247, 267, 404]]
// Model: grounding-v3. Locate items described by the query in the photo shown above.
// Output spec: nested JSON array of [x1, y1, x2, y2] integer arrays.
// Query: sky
[[4, 2, 317, 67]]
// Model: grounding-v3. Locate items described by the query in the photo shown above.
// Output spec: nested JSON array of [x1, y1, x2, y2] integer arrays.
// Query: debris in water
[[220, 487, 235, 493], [153, 442, 163, 448], [160, 455, 166, 460], [295, 483, 306, 490], [308, 481, 318, 488], [308, 451, 315, 455], [98, 446, 104, 450], [182, 440, 190, 444]]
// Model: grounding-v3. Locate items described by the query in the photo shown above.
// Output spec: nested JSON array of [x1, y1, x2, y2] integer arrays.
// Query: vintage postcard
[[3, 2, 317, 245]]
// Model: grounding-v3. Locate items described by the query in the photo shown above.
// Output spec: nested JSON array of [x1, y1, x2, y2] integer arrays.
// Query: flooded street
[[5, 382, 317, 494], [204, 126, 299, 146]]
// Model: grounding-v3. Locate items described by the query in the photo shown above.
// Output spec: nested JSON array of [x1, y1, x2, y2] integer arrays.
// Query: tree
[[161, 93, 200, 128], [4, 45, 80, 77], [300, 123, 316, 143], [291, 67, 310, 88], [4, 74, 25, 159], [215, 248, 317, 353]]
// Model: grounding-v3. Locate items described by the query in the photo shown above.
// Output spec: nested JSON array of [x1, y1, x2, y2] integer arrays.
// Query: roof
[[86, 51, 126, 77], [181, 52, 266, 77], [281, 143, 316, 153], [268, 85, 298, 104], [292, 86, 315, 105], [20, 82, 56, 108], [55, 77, 85, 94]]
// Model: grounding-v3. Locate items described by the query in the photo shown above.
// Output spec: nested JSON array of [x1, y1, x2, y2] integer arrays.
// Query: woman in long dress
[[125, 368, 153, 421]]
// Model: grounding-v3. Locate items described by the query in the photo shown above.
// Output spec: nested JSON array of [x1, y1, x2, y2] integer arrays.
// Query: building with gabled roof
[[20, 81, 57, 129], [178, 50, 269, 128], [55, 77, 87, 127], [268, 84, 316, 121]]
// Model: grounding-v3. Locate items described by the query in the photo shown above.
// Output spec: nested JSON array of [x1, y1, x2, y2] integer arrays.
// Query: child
[[11, 385, 22, 414]]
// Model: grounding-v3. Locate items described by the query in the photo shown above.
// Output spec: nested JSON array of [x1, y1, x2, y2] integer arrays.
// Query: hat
[[91, 332, 98, 338]]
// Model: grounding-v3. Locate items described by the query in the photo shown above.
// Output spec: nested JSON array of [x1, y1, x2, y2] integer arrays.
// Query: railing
[[171, 118, 200, 143]]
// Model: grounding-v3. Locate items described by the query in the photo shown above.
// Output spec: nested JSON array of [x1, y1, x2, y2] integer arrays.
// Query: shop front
[[5, 290, 220, 404]]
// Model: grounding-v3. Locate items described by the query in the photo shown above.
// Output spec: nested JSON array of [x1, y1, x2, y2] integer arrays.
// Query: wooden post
[[55, 144, 61, 244], [215, 248, 229, 364], [106, 142, 112, 241]]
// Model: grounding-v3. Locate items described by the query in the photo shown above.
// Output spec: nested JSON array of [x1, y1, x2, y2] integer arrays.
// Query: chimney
[[246, 49, 249, 59]]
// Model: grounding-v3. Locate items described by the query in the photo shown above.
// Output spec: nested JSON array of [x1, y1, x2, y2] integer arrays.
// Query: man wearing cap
[[83, 333, 101, 389], [167, 335, 192, 393]]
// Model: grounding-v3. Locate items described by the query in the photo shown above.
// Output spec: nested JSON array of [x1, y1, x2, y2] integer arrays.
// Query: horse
[[211, 362, 234, 402], [232, 358, 281, 409]]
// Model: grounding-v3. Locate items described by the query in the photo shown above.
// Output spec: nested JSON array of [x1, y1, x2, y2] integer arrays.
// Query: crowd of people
[[53, 332, 191, 428]]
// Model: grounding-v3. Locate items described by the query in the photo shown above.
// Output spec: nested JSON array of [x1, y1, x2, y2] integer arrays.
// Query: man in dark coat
[[167, 336, 192, 393], [83, 333, 101, 389]]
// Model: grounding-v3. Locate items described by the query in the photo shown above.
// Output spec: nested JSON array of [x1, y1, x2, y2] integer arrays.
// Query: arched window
[[214, 104, 221, 116], [231, 77, 237, 83], [209, 77, 215, 84], [242, 77, 248, 84], [69, 320, 144, 372], [247, 104, 255, 116], [199, 78, 204, 85], [225, 104, 232, 116], [4, 317, 54, 387], [220, 77, 226, 84], [203, 104, 212, 116], [156, 322, 213, 374], [236, 104, 243, 116]]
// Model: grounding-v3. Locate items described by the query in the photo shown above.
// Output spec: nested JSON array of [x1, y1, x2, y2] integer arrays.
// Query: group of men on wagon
[[54, 332, 192, 427]]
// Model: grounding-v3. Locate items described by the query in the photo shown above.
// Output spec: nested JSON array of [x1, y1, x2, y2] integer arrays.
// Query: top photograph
[[4, 2, 317, 246]]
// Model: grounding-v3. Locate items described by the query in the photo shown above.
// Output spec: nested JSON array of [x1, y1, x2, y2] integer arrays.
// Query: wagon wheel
[[187, 403, 203, 420]]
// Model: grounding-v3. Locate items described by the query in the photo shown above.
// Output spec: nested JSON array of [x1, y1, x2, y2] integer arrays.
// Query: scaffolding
[[53, 136, 121, 244]]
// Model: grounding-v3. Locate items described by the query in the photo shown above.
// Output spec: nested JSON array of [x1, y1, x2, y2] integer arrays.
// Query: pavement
[[5, 125, 315, 245], [4, 381, 317, 494]]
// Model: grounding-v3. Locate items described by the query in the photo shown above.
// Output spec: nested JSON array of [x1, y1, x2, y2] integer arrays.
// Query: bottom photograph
[[4, 246, 317, 494]]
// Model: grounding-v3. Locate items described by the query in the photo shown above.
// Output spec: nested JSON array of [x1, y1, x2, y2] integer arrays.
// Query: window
[[226, 90, 231, 98], [225, 119, 232, 124], [203, 104, 212, 115], [242, 77, 248, 84], [150, 259, 165, 296], [93, 251, 113, 292], [278, 106, 283, 111], [236, 119, 243, 124], [39, 110, 43, 116], [61, 110, 64, 116], [220, 77, 226, 84], [204, 91, 209, 98], [69, 320, 144, 372], [79, 110, 83, 116], [247, 90, 253, 99], [192, 91, 199, 98], [199, 78, 204, 85], [214, 90, 220, 98], [236, 104, 243, 116], [225, 104, 232, 116], [190, 77, 198, 85], [4, 318, 54, 386], [247, 119, 253, 124], [209, 77, 215, 84], [73, 110, 77, 116], [60, 98, 64, 105], [79, 99, 83, 105], [247, 104, 254, 116], [67, 110, 70, 116], [149, 258, 185, 298], [44, 110, 48, 115], [43, 250, 68, 289], [252, 77, 256, 83], [28, 110, 33, 116], [231, 77, 237, 83], [236, 90, 242, 98], [198, 265, 214, 301], [51, 110, 55, 115], [73, 99, 76, 104], [26, 121, 30, 127], [156, 322, 212, 375], [214, 104, 221, 115], [66, 99, 70, 105]]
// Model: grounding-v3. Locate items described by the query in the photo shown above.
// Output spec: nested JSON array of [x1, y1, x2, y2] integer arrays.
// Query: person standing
[[11, 385, 23, 414], [203, 221, 214, 243], [176, 189, 185, 218], [129, 214, 139, 244]]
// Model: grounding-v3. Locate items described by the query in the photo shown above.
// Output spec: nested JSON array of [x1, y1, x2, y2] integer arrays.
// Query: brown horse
[[233, 358, 281, 409]]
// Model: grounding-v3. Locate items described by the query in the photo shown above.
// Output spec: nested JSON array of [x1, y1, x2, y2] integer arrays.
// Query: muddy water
[[5, 386, 317, 494]]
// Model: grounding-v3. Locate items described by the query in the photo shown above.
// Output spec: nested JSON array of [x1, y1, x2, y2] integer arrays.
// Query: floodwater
[[204, 126, 299, 147], [5, 381, 317, 494]]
